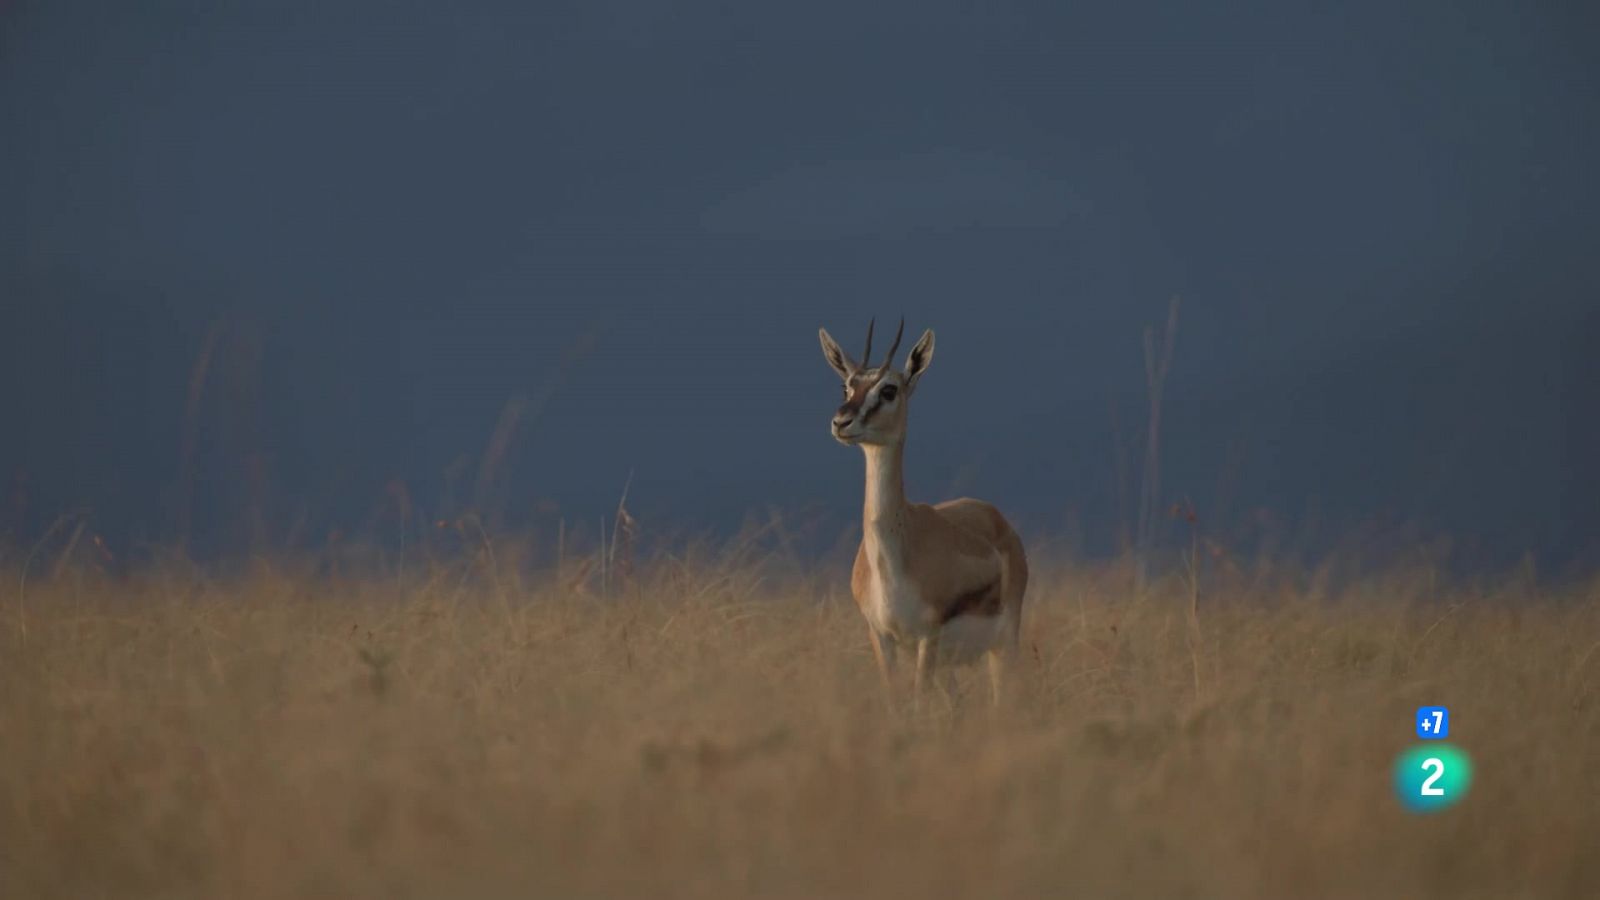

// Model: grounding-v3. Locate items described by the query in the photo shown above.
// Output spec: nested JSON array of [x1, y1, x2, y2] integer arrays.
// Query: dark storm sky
[[3, 0, 1597, 566]]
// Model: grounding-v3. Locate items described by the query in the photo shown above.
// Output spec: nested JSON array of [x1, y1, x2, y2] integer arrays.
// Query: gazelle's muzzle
[[831, 404, 865, 442]]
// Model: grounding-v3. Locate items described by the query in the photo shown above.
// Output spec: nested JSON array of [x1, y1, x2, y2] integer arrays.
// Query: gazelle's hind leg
[[986, 611, 1023, 708], [868, 628, 897, 713], [985, 648, 1005, 706], [913, 635, 939, 714]]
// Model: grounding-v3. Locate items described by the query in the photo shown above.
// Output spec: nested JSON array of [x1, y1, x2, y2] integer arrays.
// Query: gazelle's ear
[[818, 328, 856, 380], [904, 329, 935, 389]]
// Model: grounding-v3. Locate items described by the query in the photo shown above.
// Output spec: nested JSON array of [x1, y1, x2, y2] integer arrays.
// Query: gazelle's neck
[[861, 441, 908, 530]]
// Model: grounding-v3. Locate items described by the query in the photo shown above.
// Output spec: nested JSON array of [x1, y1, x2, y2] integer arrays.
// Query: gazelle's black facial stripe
[[843, 374, 872, 405], [839, 371, 902, 425], [836, 372, 877, 421]]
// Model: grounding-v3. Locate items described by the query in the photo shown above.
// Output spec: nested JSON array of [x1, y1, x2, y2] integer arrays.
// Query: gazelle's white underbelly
[[865, 575, 1007, 663], [936, 612, 1008, 664]]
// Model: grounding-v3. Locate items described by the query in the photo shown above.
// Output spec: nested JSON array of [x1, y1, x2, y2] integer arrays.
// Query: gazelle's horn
[[861, 317, 876, 368], [882, 317, 905, 369]]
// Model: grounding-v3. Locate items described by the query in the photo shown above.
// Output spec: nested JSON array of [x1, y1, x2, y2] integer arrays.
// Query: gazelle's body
[[819, 320, 1028, 710]]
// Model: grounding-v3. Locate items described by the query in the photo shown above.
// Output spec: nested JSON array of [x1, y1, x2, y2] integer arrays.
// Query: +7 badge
[[1415, 706, 1449, 739]]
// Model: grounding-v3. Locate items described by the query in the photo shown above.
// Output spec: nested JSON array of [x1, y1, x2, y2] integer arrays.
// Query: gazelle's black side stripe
[[938, 579, 1002, 624]]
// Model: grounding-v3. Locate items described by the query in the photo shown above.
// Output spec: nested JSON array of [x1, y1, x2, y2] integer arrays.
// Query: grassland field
[[2, 541, 1597, 899]]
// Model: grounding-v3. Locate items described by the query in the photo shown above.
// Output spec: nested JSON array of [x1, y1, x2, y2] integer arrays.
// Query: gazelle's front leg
[[913, 635, 939, 714], [868, 628, 897, 712]]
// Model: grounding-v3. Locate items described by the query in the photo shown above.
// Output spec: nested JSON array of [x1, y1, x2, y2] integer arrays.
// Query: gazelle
[[818, 318, 1028, 711]]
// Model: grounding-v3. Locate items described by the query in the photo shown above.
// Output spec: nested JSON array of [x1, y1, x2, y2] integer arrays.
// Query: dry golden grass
[[2, 553, 1598, 899]]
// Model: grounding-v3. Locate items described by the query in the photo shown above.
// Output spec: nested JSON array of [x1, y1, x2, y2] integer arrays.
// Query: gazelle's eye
[[879, 384, 899, 402]]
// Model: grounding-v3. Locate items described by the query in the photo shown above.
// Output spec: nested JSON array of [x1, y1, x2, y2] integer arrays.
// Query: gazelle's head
[[818, 318, 935, 446]]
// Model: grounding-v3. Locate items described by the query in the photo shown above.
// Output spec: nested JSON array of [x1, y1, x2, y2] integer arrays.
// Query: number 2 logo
[[1420, 758, 1445, 796], [1394, 745, 1471, 812]]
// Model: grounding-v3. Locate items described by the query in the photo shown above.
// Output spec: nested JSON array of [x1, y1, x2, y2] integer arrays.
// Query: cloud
[[700, 149, 1089, 239]]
